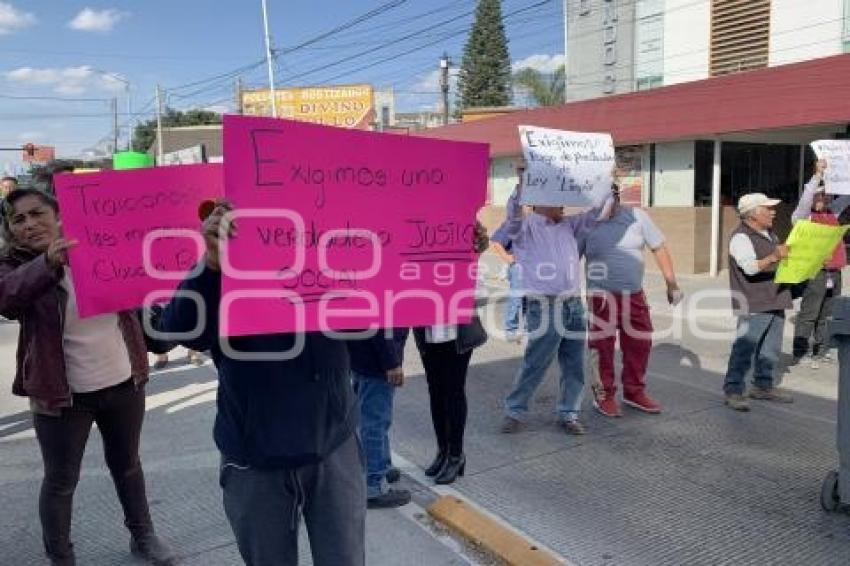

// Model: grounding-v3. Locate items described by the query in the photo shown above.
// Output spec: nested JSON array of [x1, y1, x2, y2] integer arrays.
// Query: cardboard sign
[[775, 220, 849, 284], [220, 115, 488, 336], [54, 164, 223, 317], [811, 140, 850, 195], [519, 125, 615, 207]]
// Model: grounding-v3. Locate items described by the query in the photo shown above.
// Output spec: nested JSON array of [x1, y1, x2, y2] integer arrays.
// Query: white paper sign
[[519, 125, 615, 207], [811, 140, 850, 195]]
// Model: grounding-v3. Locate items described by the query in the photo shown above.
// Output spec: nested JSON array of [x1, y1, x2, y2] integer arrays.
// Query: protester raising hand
[[201, 199, 236, 271], [45, 237, 78, 268]]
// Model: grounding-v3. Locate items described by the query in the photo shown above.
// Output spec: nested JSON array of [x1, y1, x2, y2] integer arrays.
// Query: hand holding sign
[[46, 237, 78, 268], [202, 200, 237, 272]]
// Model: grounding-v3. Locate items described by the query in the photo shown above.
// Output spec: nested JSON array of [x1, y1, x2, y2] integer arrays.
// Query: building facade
[[442, 1, 850, 273], [568, 0, 850, 101]]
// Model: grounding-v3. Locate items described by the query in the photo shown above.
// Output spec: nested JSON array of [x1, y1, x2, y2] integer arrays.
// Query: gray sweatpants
[[219, 434, 366, 566]]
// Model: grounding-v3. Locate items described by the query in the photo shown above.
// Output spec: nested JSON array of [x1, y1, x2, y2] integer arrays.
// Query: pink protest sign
[[54, 164, 223, 317], [221, 115, 488, 336]]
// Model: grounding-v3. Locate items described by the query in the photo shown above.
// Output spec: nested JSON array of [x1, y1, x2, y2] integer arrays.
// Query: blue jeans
[[504, 262, 523, 334], [723, 311, 784, 395], [352, 371, 394, 499], [504, 295, 586, 420]]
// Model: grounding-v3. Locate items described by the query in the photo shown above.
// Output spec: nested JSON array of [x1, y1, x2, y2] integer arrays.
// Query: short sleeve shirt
[[585, 207, 665, 292]]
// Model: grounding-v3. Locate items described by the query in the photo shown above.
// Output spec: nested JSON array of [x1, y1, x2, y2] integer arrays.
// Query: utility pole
[[261, 0, 278, 117], [562, 0, 569, 103], [155, 84, 164, 165], [439, 54, 450, 125], [235, 77, 244, 114], [111, 97, 119, 154], [126, 86, 133, 150]]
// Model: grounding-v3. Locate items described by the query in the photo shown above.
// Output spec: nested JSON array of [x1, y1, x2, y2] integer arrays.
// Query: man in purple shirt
[[493, 183, 612, 435]]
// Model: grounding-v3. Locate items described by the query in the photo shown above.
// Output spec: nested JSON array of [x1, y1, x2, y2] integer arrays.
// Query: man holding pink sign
[[149, 116, 489, 566]]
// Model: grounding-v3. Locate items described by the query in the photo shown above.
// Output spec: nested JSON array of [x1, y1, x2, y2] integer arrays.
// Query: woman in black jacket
[[413, 316, 487, 484]]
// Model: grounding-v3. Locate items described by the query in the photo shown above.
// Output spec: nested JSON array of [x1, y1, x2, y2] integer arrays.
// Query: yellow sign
[[775, 220, 849, 284], [242, 84, 374, 129]]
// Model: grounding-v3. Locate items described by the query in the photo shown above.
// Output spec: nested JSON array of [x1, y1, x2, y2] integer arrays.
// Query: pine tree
[[458, 0, 513, 109]]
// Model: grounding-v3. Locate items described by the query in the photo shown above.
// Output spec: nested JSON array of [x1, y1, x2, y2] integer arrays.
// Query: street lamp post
[[93, 69, 132, 150], [261, 0, 278, 117]]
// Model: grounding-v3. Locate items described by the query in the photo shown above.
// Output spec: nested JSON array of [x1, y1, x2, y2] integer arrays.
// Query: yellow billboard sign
[[242, 84, 374, 129]]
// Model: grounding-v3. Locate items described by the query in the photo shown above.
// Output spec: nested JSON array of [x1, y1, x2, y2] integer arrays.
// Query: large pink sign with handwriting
[[220, 115, 488, 336]]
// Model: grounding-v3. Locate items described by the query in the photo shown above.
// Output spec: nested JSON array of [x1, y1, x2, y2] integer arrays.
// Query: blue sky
[[0, 0, 565, 171]]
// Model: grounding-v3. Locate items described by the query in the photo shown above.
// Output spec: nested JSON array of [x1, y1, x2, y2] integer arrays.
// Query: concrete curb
[[427, 495, 565, 566]]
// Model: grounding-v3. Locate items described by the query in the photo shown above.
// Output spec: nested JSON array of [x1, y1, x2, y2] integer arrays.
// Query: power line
[[166, 59, 267, 93], [283, 0, 554, 85], [0, 94, 113, 102], [314, 0, 554, 85], [281, 0, 410, 55]]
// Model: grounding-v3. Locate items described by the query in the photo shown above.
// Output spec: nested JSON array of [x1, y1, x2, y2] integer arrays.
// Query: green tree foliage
[[458, 0, 513, 109], [513, 64, 566, 107], [132, 108, 222, 152]]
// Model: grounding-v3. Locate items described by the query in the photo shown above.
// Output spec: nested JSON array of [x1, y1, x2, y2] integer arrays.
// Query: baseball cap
[[737, 193, 781, 216]]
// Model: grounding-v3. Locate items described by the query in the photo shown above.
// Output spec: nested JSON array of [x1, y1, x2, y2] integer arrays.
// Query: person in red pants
[[584, 187, 681, 416]]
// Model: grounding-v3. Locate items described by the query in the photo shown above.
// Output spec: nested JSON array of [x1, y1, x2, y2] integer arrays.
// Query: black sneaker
[[385, 467, 401, 484], [367, 488, 411, 509]]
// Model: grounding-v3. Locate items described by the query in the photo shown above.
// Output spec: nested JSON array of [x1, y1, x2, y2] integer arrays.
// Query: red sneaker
[[623, 392, 662, 414], [593, 395, 622, 417]]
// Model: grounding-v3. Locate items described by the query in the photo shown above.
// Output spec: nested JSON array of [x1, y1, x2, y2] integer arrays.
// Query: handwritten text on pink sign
[[221, 115, 488, 336], [55, 164, 223, 317]]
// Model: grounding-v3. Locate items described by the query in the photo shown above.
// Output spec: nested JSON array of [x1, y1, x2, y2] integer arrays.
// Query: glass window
[[635, 0, 664, 86], [844, 0, 850, 51], [694, 141, 804, 208]]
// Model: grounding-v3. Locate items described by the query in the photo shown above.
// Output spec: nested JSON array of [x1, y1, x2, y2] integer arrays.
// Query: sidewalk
[[0, 359, 478, 565]]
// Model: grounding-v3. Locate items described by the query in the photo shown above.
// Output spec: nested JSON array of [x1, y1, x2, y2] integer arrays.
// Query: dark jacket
[[412, 316, 488, 354], [0, 246, 149, 412], [347, 328, 409, 378], [728, 223, 793, 316], [157, 265, 356, 469]]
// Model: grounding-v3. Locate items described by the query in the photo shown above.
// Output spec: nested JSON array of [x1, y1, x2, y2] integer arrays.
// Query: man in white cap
[[723, 192, 794, 411]]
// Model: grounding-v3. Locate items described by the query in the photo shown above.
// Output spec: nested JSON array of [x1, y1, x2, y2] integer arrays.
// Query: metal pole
[[111, 97, 119, 154], [261, 0, 278, 117], [562, 0, 568, 103], [235, 77, 244, 114], [440, 54, 450, 126], [709, 139, 722, 277], [155, 84, 164, 165], [126, 84, 132, 151]]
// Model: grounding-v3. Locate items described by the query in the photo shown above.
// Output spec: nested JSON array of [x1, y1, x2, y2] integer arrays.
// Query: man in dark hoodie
[[157, 201, 489, 565], [347, 327, 410, 508], [156, 201, 364, 566]]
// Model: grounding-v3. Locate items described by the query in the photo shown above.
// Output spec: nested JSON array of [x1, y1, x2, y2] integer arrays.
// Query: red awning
[[415, 54, 850, 156]]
